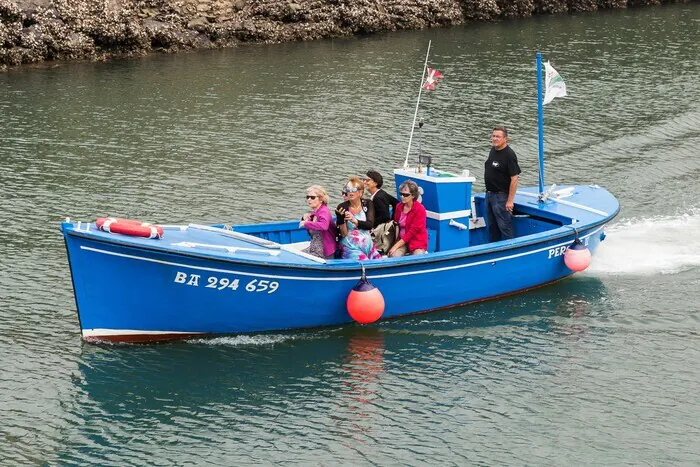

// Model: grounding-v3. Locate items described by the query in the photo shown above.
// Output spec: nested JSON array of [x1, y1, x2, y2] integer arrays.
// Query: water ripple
[[2, 5, 700, 465]]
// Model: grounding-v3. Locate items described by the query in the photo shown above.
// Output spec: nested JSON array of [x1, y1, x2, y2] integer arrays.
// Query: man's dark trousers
[[486, 192, 514, 242]]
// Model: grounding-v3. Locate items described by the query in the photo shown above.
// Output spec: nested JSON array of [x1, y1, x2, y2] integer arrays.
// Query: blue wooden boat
[[60, 51, 619, 343], [61, 166, 619, 342]]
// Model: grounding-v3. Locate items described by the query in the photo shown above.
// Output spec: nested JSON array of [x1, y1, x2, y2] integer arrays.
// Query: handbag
[[371, 220, 399, 255]]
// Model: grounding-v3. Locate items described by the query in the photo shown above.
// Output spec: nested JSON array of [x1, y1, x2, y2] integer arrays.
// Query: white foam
[[187, 334, 295, 346], [586, 210, 700, 276]]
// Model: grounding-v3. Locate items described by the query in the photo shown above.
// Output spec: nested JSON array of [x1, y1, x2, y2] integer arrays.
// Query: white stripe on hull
[[83, 328, 204, 338]]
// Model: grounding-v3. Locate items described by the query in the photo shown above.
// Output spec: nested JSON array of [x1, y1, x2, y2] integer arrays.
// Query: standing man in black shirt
[[484, 126, 521, 242]]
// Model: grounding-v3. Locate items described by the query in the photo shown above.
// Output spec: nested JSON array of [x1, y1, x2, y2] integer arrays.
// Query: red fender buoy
[[347, 270, 385, 324], [96, 217, 164, 239], [564, 238, 591, 272]]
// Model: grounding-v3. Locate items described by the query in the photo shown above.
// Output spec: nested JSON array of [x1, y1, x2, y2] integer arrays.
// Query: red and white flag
[[422, 68, 444, 90]]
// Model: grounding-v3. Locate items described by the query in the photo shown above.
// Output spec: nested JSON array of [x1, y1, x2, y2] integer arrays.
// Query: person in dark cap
[[363, 170, 398, 228]]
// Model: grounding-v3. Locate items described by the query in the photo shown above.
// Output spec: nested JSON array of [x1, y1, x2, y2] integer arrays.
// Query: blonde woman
[[299, 185, 337, 259], [335, 177, 381, 260]]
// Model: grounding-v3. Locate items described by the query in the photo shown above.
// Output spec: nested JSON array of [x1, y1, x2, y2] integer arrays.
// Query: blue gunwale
[[62, 184, 620, 272], [63, 219, 614, 272]]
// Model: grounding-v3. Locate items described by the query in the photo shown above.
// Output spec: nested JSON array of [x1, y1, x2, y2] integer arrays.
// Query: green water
[[2, 5, 700, 465]]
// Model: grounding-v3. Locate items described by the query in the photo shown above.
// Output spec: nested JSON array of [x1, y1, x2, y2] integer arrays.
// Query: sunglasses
[[400, 192, 412, 197], [344, 185, 359, 193], [306, 195, 317, 200]]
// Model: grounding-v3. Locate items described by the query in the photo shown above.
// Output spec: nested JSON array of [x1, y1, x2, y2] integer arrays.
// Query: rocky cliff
[[0, 0, 687, 69]]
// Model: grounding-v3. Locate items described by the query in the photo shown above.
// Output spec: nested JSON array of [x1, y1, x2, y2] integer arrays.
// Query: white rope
[[171, 242, 282, 256], [187, 224, 328, 263], [188, 224, 280, 248]]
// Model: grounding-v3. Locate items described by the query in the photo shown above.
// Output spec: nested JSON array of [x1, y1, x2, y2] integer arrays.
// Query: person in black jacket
[[364, 170, 398, 228]]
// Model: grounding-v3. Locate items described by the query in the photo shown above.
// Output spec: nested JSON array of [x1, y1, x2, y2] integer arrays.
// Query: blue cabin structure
[[394, 167, 477, 252]]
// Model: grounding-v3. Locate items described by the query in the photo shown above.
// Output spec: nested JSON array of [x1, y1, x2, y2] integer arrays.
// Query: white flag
[[543, 61, 566, 105]]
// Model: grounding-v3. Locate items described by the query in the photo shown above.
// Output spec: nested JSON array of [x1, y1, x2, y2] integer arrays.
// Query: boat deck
[[510, 184, 617, 225]]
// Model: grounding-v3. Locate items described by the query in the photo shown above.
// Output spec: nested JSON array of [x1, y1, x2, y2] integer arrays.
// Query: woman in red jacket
[[388, 179, 428, 257]]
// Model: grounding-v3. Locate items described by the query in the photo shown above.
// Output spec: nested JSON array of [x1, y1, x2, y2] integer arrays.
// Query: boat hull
[[63, 224, 607, 343]]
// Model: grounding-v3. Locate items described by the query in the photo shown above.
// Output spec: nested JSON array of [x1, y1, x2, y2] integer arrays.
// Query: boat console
[[394, 167, 478, 252]]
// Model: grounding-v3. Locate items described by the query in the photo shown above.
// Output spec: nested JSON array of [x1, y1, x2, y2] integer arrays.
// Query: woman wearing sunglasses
[[387, 180, 428, 257], [335, 177, 382, 260], [299, 185, 337, 259]]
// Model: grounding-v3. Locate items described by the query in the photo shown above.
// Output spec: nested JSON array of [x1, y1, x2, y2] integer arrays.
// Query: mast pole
[[536, 52, 545, 200], [404, 41, 431, 169]]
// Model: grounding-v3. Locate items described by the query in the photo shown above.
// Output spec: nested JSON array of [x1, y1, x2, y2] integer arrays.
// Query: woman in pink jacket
[[299, 185, 337, 259], [388, 180, 428, 257]]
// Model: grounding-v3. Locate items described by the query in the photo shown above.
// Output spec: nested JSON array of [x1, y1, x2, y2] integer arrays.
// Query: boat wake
[[587, 210, 700, 275], [187, 334, 297, 346]]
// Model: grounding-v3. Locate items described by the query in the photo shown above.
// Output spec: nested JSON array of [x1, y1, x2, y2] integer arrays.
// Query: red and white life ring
[[95, 217, 164, 239]]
